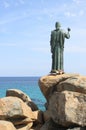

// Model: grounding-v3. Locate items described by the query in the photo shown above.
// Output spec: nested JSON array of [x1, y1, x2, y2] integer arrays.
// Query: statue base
[[50, 70, 64, 75]]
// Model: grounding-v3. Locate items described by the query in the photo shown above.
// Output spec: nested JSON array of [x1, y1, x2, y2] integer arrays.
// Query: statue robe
[[50, 29, 70, 71]]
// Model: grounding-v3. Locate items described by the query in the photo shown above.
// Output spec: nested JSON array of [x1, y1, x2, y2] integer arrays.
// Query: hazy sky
[[0, 0, 86, 76]]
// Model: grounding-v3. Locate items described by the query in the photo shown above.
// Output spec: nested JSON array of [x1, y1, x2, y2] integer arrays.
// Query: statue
[[50, 22, 71, 74]]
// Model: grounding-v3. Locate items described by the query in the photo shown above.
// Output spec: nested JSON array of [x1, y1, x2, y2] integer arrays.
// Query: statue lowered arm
[[50, 31, 56, 53]]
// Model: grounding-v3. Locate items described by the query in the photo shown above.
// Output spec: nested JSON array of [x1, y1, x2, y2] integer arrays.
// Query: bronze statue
[[50, 22, 71, 74]]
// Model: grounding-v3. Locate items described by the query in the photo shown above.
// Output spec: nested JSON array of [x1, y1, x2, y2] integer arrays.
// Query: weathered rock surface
[[16, 123, 33, 130], [31, 124, 42, 130], [0, 96, 34, 121], [48, 91, 86, 127], [43, 110, 51, 122], [39, 74, 80, 101], [0, 120, 16, 130], [8, 117, 33, 125], [33, 110, 43, 124], [0, 73, 86, 130], [39, 74, 86, 129], [0, 89, 45, 130], [6, 89, 38, 111], [0, 96, 44, 129], [67, 127, 86, 130], [40, 119, 64, 130], [56, 76, 86, 94]]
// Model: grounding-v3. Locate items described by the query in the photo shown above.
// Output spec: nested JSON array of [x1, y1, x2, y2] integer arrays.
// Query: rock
[[0, 96, 34, 121], [8, 117, 33, 125], [48, 91, 86, 127], [31, 124, 42, 130], [67, 127, 86, 130], [39, 74, 79, 101], [56, 76, 86, 94], [43, 110, 51, 122], [6, 89, 38, 111], [16, 123, 33, 130], [1, 73, 86, 130], [33, 110, 43, 124], [0, 120, 16, 130], [40, 119, 65, 130]]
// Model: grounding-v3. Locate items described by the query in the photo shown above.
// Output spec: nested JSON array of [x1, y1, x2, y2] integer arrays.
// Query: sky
[[0, 0, 86, 76]]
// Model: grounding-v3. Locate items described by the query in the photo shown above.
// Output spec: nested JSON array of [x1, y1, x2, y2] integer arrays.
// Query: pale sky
[[0, 0, 86, 76]]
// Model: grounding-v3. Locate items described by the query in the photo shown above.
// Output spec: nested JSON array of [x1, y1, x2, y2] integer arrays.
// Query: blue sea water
[[0, 77, 46, 111]]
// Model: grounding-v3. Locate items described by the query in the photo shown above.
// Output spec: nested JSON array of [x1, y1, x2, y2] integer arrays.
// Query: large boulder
[[56, 75, 86, 93], [48, 91, 86, 127], [6, 89, 38, 111], [39, 74, 79, 101], [0, 120, 16, 130], [0, 96, 34, 121]]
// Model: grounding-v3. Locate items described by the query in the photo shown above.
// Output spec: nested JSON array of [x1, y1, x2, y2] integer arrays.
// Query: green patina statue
[[50, 22, 71, 74]]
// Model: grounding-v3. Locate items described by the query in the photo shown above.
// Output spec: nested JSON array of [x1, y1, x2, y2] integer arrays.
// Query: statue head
[[55, 22, 61, 29]]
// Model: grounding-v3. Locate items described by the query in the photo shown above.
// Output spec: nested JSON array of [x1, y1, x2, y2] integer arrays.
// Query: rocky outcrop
[[0, 96, 34, 120], [0, 73, 86, 130], [39, 74, 86, 129], [39, 74, 80, 101], [0, 95, 43, 130], [6, 89, 38, 111], [48, 91, 86, 127]]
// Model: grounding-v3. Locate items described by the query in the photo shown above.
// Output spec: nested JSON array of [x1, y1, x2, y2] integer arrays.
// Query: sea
[[0, 77, 46, 111]]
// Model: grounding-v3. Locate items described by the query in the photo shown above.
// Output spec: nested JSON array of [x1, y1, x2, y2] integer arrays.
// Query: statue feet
[[50, 70, 64, 75]]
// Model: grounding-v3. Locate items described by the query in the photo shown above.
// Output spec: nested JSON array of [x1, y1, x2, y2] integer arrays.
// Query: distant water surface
[[0, 77, 46, 110]]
